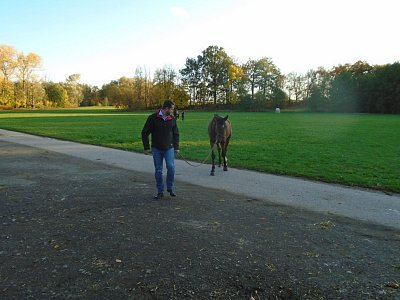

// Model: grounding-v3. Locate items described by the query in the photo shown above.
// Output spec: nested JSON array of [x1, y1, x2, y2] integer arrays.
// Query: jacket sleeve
[[173, 119, 180, 150], [141, 115, 153, 150]]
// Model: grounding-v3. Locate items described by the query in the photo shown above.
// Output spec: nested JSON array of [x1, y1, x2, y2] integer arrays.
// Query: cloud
[[170, 6, 189, 18]]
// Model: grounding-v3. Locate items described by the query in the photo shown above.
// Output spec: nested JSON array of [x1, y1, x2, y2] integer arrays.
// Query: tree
[[180, 57, 202, 107], [119, 77, 138, 110], [134, 67, 152, 108], [65, 74, 83, 107], [17, 52, 41, 107], [102, 80, 122, 107], [256, 57, 280, 101], [225, 62, 244, 105], [80, 84, 101, 106], [152, 67, 190, 109], [143, 66, 151, 108], [285, 72, 305, 103], [329, 71, 358, 112], [153, 65, 177, 102], [28, 80, 46, 108], [328, 61, 373, 112], [271, 86, 287, 109], [306, 67, 332, 112], [303, 69, 317, 103], [134, 67, 144, 109], [368, 62, 400, 114], [242, 57, 283, 109], [243, 59, 258, 100], [199, 45, 231, 105], [44, 82, 69, 106], [171, 82, 190, 109], [0, 45, 18, 82], [0, 45, 18, 106]]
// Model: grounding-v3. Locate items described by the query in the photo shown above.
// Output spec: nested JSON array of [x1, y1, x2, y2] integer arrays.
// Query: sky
[[1, 0, 399, 86]]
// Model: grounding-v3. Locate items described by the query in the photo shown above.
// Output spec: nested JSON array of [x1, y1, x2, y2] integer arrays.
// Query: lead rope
[[177, 140, 218, 167]]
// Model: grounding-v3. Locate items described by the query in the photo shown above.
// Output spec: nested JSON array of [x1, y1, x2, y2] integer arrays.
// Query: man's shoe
[[167, 190, 177, 197], [154, 192, 164, 199]]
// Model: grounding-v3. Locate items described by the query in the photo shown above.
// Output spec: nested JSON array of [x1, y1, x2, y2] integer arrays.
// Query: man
[[141, 100, 180, 199]]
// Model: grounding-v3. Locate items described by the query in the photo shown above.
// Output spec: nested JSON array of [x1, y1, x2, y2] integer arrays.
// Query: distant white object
[[275, 108, 280, 113]]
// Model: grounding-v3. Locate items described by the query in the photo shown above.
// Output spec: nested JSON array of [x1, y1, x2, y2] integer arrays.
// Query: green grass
[[1, 107, 399, 192]]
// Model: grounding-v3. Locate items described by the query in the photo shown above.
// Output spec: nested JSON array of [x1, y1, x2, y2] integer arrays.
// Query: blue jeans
[[152, 147, 175, 193]]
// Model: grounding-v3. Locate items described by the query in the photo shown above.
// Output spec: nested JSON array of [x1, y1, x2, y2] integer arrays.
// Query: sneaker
[[167, 190, 177, 197], [154, 192, 164, 199]]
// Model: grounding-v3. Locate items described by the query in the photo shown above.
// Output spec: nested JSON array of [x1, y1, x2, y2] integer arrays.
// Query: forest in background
[[1, 44, 399, 113]]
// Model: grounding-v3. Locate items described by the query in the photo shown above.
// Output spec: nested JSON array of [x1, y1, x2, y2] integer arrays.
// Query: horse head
[[213, 115, 229, 143]]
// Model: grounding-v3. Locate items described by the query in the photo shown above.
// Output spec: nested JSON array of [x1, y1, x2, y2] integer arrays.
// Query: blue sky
[[2, 0, 399, 86]]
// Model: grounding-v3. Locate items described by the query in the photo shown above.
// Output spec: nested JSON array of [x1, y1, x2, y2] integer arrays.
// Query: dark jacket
[[141, 110, 179, 151]]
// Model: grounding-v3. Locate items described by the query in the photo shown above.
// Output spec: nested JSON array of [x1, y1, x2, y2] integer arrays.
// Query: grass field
[[1, 107, 399, 192]]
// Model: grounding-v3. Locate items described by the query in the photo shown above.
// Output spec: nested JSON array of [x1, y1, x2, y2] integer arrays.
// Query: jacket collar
[[156, 109, 172, 121]]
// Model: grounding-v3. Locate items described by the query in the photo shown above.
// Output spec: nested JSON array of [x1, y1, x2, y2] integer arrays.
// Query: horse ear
[[224, 115, 229, 121]]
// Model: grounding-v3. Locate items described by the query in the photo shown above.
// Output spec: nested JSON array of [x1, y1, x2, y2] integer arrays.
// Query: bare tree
[[285, 72, 305, 103]]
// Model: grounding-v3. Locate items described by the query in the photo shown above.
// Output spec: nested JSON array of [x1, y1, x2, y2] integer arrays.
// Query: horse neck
[[225, 120, 231, 136]]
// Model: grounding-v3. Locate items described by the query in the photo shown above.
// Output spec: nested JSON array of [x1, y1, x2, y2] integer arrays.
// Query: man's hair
[[162, 99, 175, 109]]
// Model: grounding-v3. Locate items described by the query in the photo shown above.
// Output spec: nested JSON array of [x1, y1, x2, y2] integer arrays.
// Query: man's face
[[165, 105, 175, 116]]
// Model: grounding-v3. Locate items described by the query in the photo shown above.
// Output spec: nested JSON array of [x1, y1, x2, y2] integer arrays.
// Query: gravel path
[[1, 129, 400, 230]]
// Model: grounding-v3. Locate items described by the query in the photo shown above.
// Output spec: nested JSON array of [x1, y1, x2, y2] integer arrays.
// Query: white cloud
[[170, 6, 189, 18]]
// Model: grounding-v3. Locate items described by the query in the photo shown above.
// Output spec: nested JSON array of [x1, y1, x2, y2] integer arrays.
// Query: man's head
[[162, 99, 175, 116]]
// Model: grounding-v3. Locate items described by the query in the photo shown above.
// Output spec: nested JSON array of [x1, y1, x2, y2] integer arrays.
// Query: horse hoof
[[210, 172, 215, 176], [223, 167, 228, 171]]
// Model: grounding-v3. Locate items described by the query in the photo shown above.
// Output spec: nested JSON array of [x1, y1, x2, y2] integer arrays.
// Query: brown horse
[[208, 114, 232, 176]]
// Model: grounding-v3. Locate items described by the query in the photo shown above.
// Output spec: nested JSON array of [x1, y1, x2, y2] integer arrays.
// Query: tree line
[[286, 62, 400, 114], [1, 44, 399, 113]]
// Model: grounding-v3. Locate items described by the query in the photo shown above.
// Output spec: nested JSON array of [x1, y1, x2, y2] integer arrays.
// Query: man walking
[[141, 100, 180, 199]]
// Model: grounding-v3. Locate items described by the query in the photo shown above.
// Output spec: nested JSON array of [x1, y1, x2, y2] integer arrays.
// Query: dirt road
[[1, 140, 399, 299]]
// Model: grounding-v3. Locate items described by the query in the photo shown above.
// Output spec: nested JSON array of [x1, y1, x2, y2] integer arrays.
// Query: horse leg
[[217, 143, 222, 167], [222, 146, 228, 171], [223, 138, 230, 171], [210, 143, 215, 176]]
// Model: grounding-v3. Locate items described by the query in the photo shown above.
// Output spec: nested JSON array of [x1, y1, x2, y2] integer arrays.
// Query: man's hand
[[144, 149, 150, 155], [175, 149, 180, 154]]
